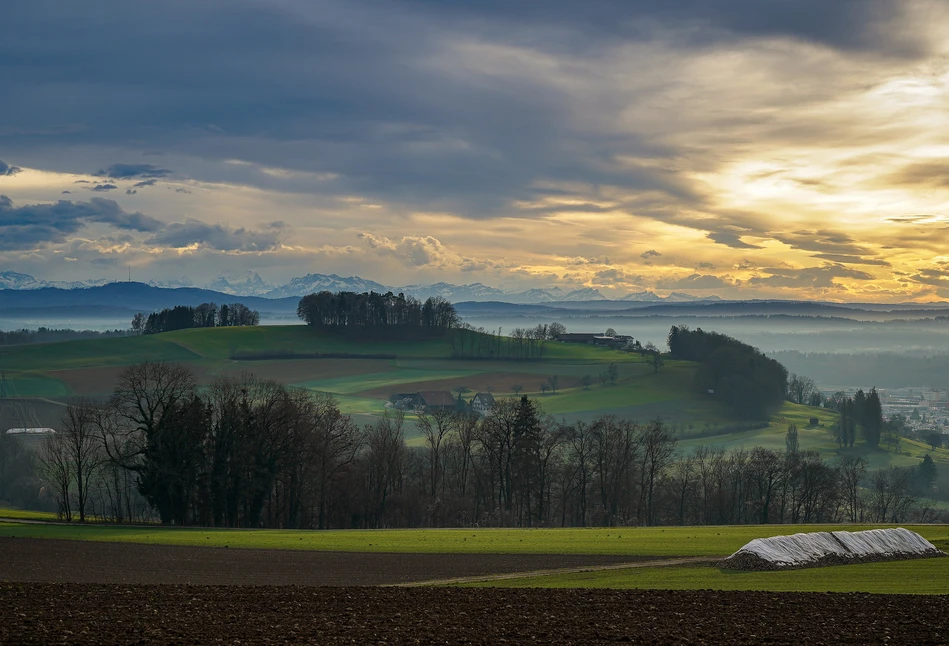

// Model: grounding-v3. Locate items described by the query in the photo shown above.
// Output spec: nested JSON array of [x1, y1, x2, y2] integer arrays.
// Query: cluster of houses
[[388, 390, 497, 417]]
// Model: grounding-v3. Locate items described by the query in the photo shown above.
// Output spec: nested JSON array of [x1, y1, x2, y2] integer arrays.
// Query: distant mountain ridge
[[0, 269, 718, 304], [0, 270, 114, 291], [265, 273, 387, 299]]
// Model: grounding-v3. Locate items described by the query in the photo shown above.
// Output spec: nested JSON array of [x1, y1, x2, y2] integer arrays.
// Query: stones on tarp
[[721, 528, 945, 571]]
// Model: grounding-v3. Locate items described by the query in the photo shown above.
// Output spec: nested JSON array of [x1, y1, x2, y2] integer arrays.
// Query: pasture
[[1, 520, 946, 557], [1, 519, 948, 594]]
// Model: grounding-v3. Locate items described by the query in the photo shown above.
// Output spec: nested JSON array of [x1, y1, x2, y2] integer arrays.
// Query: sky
[[1, 0, 948, 301]]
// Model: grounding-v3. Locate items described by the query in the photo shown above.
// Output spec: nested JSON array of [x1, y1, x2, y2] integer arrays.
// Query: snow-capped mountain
[[0, 269, 724, 304], [207, 272, 273, 296], [147, 277, 194, 289], [620, 290, 721, 302], [505, 288, 565, 303], [619, 290, 663, 302], [0, 270, 114, 290], [393, 282, 507, 302], [0, 270, 43, 290], [48, 278, 114, 289], [264, 273, 387, 299], [560, 288, 608, 301]]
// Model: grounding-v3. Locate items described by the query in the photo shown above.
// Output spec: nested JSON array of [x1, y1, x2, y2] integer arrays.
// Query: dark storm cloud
[[146, 220, 283, 252], [0, 160, 21, 176], [772, 229, 889, 266], [707, 232, 763, 249], [810, 253, 891, 267], [0, 0, 923, 219], [96, 164, 172, 179], [747, 265, 873, 289], [0, 195, 162, 250]]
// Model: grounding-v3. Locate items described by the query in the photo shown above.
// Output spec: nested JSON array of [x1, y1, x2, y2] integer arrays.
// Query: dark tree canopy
[[143, 302, 259, 335], [668, 326, 788, 420], [297, 291, 458, 336]]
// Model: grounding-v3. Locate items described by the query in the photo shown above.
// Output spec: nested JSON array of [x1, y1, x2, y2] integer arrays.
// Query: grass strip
[[0, 523, 946, 556], [463, 557, 949, 594]]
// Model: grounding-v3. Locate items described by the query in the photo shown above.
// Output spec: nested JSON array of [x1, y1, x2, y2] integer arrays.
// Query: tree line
[[0, 327, 132, 347], [297, 291, 458, 337], [135, 302, 260, 335], [8, 361, 943, 528], [668, 326, 788, 419]]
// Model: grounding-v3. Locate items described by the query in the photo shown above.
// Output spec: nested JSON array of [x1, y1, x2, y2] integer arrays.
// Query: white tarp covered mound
[[722, 528, 945, 570]]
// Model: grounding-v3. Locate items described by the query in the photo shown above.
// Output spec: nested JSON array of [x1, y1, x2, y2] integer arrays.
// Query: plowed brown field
[[0, 537, 639, 586], [2, 538, 948, 644], [3, 585, 948, 644]]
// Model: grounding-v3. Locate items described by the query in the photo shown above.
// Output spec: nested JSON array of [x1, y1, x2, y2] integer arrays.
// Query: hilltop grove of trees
[[136, 302, 259, 335], [667, 326, 788, 419], [4, 361, 944, 528], [297, 291, 458, 338]]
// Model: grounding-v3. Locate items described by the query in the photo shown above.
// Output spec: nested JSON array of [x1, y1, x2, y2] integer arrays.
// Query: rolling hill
[[3, 325, 947, 471]]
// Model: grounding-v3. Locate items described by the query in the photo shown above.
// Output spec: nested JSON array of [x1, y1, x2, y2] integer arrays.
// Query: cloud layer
[[0, 1, 947, 299]]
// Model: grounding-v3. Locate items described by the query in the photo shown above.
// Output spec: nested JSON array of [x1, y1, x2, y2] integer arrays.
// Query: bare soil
[[3, 584, 948, 644], [0, 537, 642, 586], [3, 538, 948, 644]]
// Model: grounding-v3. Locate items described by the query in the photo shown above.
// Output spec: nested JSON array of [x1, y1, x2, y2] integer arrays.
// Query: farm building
[[413, 391, 456, 413], [470, 392, 496, 417]]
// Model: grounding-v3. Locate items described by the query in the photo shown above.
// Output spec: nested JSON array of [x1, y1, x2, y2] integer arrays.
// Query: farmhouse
[[470, 392, 496, 417], [413, 390, 456, 412]]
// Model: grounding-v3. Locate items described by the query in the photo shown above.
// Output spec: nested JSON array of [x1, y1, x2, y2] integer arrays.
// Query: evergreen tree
[[862, 388, 882, 449]]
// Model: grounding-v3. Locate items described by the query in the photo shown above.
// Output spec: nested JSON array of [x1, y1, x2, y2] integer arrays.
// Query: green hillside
[[0, 326, 730, 428], [678, 400, 949, 472], [8, 325, 942, 469]]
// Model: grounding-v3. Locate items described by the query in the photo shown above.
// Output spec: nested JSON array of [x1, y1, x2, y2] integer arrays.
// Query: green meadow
[[0, 521, 945, 556], [466, 558, 949, 594]]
